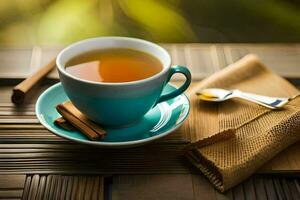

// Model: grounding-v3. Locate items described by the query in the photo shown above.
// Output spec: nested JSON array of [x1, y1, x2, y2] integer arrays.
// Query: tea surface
[[65, 48, 163, 82]]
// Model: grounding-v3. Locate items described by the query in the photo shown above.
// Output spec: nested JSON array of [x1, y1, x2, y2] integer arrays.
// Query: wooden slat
[[33, 47, 61, 80], [242, 178, 256, 200], [232, 184, 245, 200], [35, 175, 46, 200], [286, 178, 300, 200], [192, 174, 218, 199], [0, 48, 33, 79], [253, 176, 268, 200], [281, 178, 293, 199], [0, 174, 26, 199], [0, 191, 22, 199], [0, 174, 26, 188], [272, 178, 285, 200], [263, 178, 278, 200], [21, 175, 31, 200], [0, 119, 39, 123], [112, 174, 194, 200], [223, 44, 300, 78], [167, 44, 224, 80], [27, 174, 39, 200]]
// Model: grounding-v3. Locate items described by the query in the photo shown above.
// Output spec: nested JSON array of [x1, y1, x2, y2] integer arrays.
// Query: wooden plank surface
[[0, 44, 300, 174], [0, 173, 297, 200], [0, 44, 300, 199]]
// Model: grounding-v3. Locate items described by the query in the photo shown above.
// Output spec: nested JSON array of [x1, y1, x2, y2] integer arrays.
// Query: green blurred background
[[1, 0, 300, 46]]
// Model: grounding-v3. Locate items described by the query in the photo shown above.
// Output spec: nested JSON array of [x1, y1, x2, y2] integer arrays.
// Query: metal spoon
[[196, 88, 290, 109]]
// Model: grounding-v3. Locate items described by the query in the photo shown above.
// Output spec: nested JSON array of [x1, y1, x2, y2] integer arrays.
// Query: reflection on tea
[[65, 48, 163, 82]]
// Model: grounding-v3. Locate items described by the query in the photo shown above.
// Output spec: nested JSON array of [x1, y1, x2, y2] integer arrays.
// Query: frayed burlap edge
[[184, 145, 226, 191]]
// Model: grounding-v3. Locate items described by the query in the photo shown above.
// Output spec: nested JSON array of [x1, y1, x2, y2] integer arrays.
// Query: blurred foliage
[[0, 0, 299, 46], [118, 0, 195, 42]]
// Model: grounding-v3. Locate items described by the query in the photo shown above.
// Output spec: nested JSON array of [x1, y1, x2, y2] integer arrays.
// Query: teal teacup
[[57, 37, 191, 127]]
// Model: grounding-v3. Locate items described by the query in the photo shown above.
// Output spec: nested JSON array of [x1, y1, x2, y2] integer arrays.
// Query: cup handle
[[157, 65, 191, 103]]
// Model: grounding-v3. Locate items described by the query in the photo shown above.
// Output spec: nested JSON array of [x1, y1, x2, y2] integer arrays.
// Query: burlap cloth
[[182, 54, 300, 192]]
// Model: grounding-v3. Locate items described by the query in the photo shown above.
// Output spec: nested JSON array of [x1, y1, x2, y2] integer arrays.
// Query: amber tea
[[65, 48, 163, 82]]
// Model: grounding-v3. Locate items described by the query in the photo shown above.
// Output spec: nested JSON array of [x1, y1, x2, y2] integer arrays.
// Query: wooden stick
[[11, 58, 56, 105]]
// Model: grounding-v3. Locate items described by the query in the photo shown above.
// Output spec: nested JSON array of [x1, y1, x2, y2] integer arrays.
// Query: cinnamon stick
[[54, 117, 75, 131], [55, 101, 106, 140], [11, 58, 56, 105]]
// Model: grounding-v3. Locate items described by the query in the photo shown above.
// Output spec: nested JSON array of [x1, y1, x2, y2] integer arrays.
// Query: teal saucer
[[36, 83, 190, 148]]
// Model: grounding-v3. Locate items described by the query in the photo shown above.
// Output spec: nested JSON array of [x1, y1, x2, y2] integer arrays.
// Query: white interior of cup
[[56, 37, 171, 85]]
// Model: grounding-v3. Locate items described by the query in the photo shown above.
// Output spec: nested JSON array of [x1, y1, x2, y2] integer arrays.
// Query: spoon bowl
[[196, 88, 234, 102], [196, 88, 290, 109]]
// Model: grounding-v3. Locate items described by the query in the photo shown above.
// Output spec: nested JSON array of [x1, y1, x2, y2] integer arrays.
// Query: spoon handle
[[233, 90, 289, 109]]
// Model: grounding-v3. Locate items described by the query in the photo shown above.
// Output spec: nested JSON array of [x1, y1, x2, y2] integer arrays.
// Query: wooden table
[[1, 44, 300, 200]]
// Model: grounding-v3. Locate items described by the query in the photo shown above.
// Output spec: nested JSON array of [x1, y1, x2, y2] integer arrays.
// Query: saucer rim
[[35, 82, 190, 148]]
